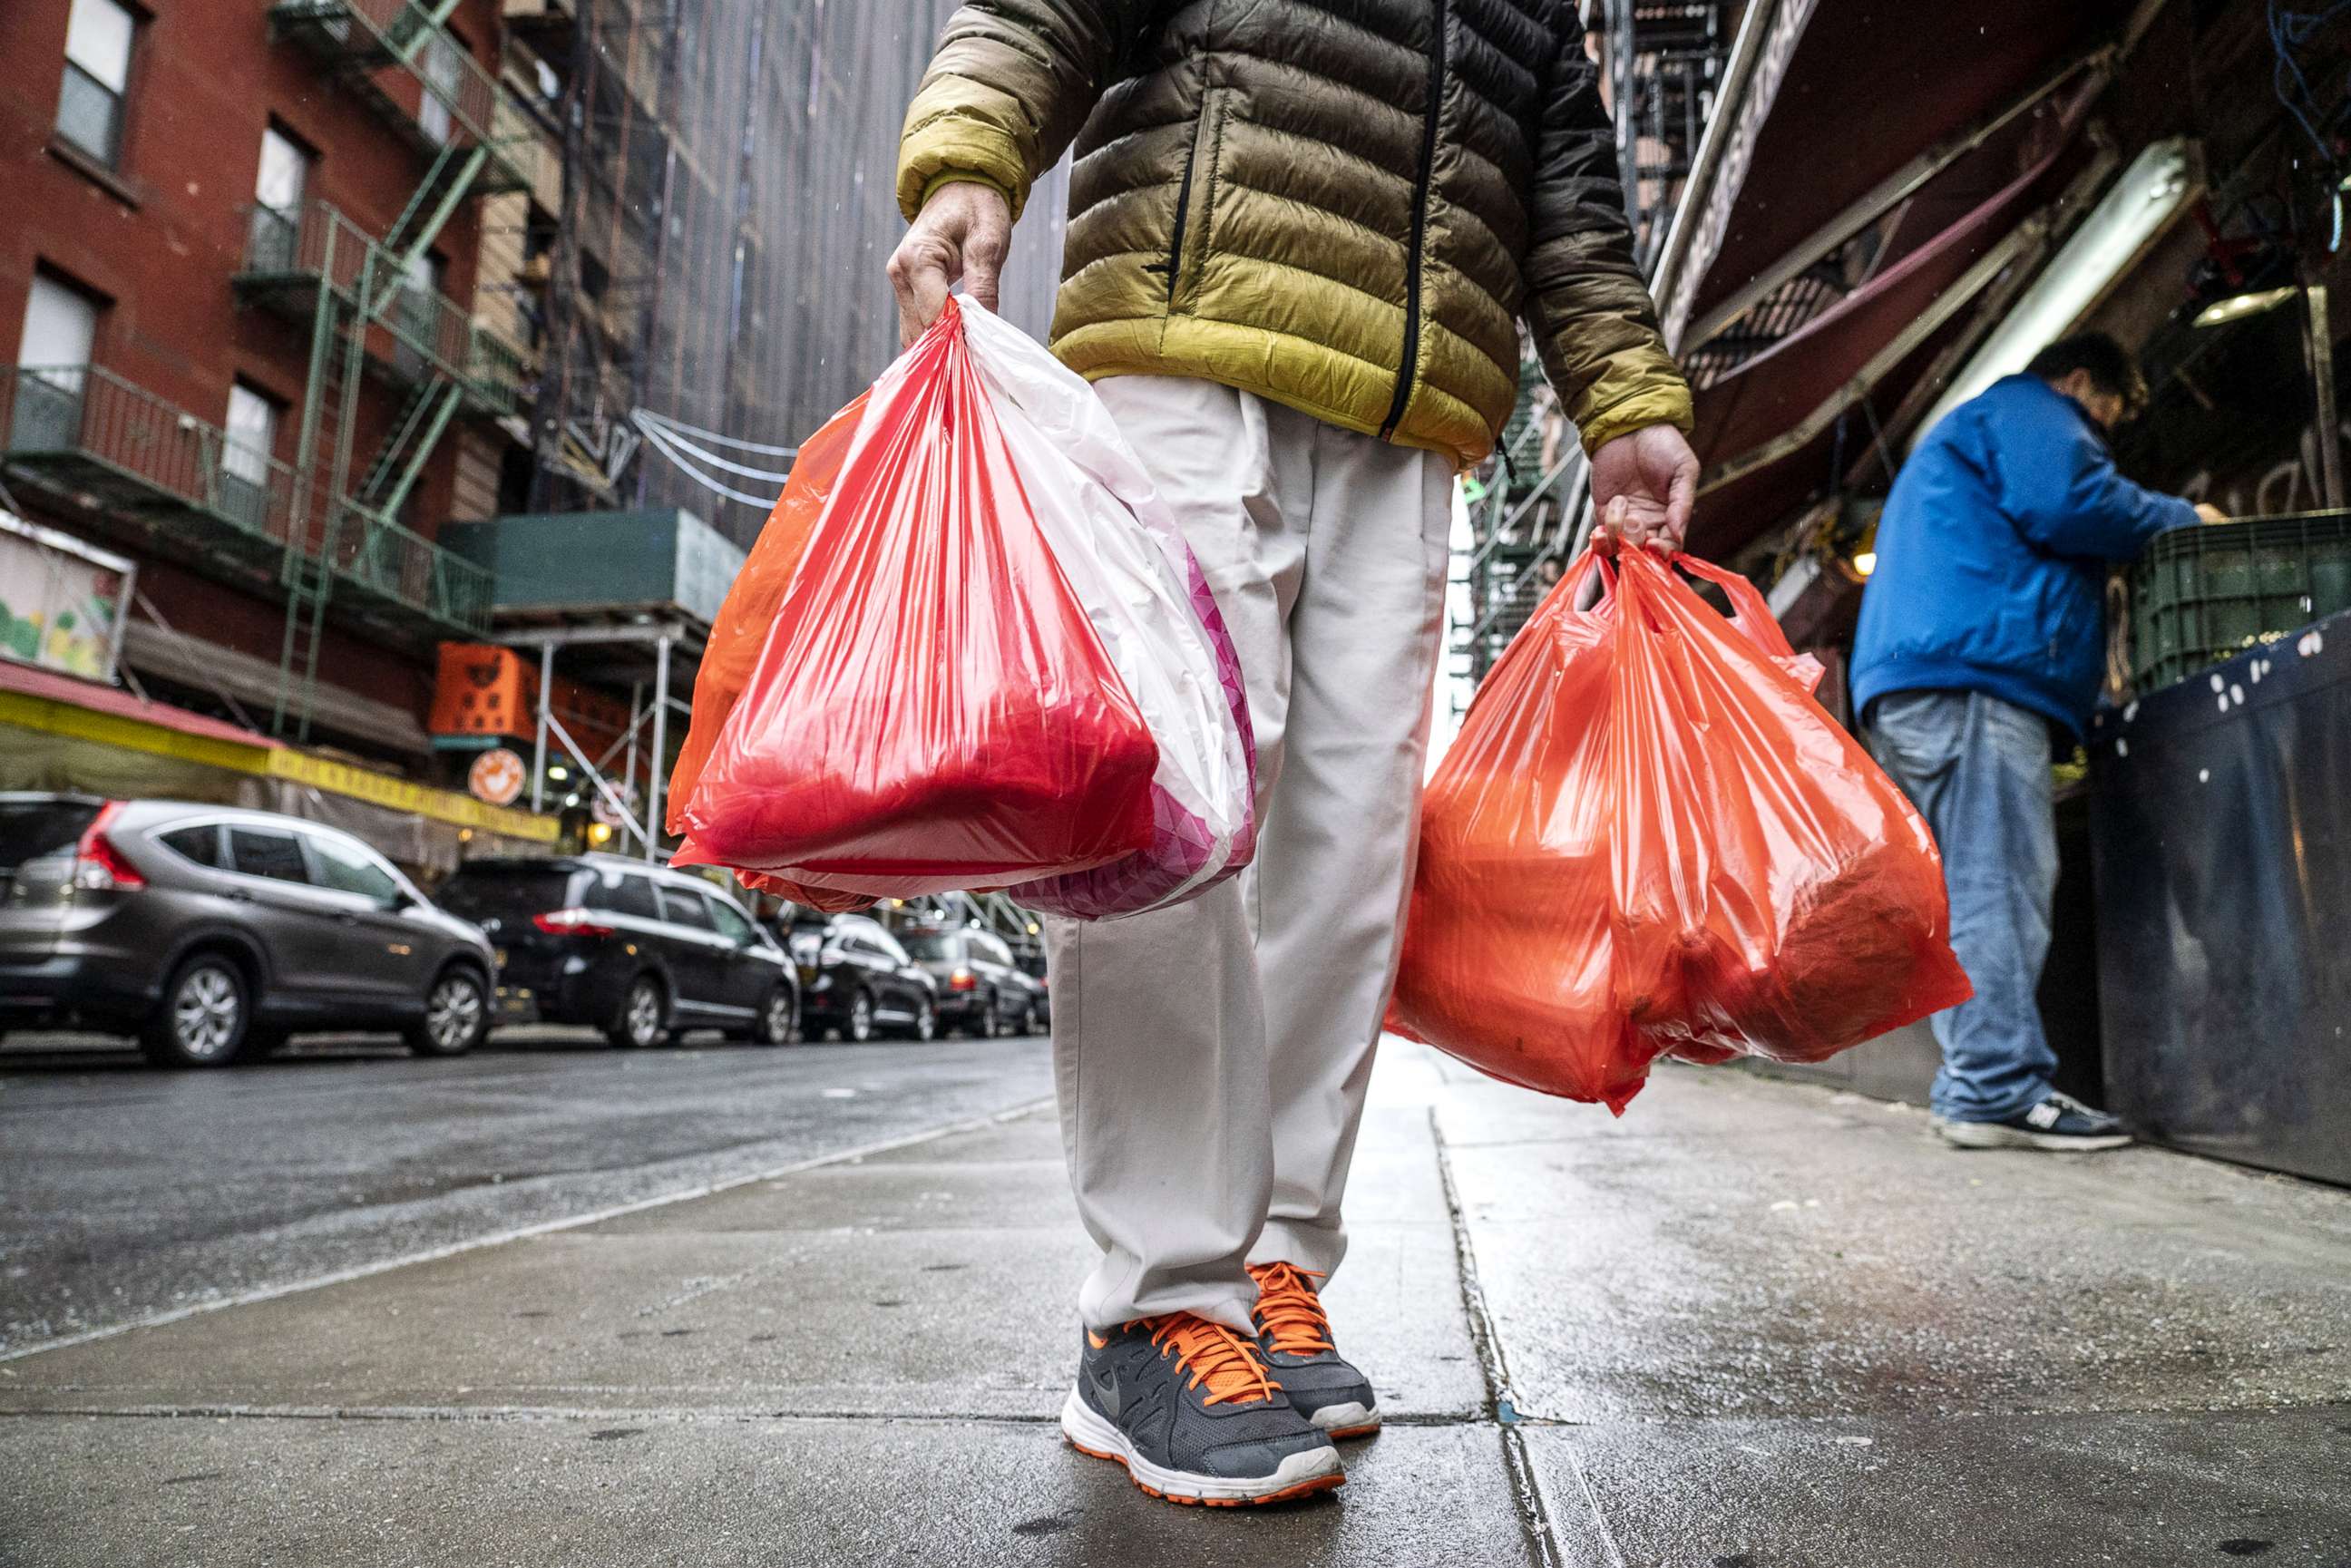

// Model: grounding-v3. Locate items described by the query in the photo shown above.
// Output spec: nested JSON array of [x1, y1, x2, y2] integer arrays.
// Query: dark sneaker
[[1249, 1261, 1380, 1439], [1063, 1312, 1343, 1506], [1937, 1091, 2132, 1152]]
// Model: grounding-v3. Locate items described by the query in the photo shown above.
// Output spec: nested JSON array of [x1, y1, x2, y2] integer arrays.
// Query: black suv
[[437, 855, 797, 1049], [785, 913, 940, 1043], [899, 925, 1036, 1037], [0, 794, 496, 1067]]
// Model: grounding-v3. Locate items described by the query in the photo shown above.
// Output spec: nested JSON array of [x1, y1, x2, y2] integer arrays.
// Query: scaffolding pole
[[647, 635, 670, 862]]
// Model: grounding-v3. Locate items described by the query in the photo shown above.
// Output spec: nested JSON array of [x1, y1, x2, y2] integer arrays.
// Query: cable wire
[[631, 417, 784, 508]]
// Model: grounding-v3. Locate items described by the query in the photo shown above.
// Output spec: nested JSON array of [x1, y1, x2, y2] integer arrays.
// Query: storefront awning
[[1659, 0, 2159, 558], [0, 658, 560, 871]]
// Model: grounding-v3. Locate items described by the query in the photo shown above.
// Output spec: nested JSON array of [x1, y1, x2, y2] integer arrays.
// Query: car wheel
[[141, 954, 251, 1068], [845, 989, 875, 1044], [980, 994, 1005, 1038], [406, 969, 489, 1057], [909, 998, 937, 1043], [607, 975, 667, 1049], [748, 986, 797, 1047]]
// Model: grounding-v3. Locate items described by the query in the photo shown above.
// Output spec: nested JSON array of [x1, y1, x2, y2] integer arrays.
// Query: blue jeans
[[1864, 689, 2060, 1123]]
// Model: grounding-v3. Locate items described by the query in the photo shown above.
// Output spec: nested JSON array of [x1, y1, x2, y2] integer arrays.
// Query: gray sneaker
[[1063, 1312, 1343, 1506], [1249, 1261, 1380, 1438], [1937, 1091, 2132, 1152]]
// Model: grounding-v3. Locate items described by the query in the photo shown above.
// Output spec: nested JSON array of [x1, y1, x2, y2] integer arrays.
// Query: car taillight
[[533, 907, 615, 937], [947, 967, 977, 991], [73, 802, 145, 891]]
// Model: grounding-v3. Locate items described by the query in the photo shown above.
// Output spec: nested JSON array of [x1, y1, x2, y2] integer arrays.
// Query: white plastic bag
[[959, 300, 1256, 919]]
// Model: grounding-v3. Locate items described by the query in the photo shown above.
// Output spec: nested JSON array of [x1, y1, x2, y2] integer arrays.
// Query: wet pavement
[[0, 1027, 1053, 1352], [1, 1042, 2344, 1565]]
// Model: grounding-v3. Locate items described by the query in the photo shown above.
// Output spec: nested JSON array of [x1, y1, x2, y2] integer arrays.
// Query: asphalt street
[[0, 1027, 1052, 1354]]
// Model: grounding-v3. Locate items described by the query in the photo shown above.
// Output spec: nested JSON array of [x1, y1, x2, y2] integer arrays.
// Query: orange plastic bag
[[667, 392, 865, 844], [1387, 547, 1970, 1112], [668, 303, 1160, 894], [664, 394, 867, 911]]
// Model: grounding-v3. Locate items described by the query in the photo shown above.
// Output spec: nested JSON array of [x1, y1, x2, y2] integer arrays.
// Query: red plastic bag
[[669, 303, 1160, 892], [1387, 547, 1970, 1112]]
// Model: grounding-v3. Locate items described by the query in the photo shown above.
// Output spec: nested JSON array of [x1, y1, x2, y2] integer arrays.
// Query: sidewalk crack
[[1432, 1105, 1590, 1568]]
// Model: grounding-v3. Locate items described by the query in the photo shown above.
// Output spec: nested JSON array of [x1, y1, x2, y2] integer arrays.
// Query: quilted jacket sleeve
[[1520, 31, 1693, 455], [896, 1, 1136, 225]]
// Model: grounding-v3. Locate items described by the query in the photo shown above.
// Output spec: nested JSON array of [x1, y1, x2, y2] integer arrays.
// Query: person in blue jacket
[[1851, 333, 2221, 1152]]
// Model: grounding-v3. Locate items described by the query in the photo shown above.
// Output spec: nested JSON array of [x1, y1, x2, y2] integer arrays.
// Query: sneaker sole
[[1059, 1388, 1344, 1506], [1310, 1401, 1381, 1440], [1937, 1120, 2132, 1153]]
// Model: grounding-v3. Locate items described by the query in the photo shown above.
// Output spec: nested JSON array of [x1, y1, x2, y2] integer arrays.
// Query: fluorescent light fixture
[[2192, 284, 2297, 328], [1912, 138, 2203, 449]]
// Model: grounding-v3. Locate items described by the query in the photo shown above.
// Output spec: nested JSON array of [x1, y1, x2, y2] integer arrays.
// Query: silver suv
[[0, 794, 496, 1067]]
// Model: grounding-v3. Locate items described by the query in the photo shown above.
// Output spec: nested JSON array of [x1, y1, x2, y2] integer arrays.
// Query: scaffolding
[[523, 0, 1068, 547]]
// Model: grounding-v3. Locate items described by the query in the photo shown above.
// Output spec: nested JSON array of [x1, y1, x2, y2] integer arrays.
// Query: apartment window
[[249, 126, 312, 272], [57, 0, 136, 168], [220, 383, 280, 532], [12, 274, 102, 449], [418, 32, 462, 146]]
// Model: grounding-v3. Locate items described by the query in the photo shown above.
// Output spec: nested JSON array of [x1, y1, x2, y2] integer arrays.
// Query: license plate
[[797, 964, 818, 983]]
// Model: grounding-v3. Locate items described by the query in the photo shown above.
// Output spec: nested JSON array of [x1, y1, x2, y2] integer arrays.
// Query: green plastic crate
[[2131, 510, 2351, 691]]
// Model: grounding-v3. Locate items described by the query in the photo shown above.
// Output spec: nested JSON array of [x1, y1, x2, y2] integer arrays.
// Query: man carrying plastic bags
[[883, 0, 1698, 1508]]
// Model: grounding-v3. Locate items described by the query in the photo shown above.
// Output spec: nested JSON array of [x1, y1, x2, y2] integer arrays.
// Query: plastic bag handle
[[1667, 551, 1799, 663], [1560, 547, 1616, 610]]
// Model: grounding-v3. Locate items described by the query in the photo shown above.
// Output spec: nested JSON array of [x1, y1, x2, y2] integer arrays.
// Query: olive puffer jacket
[[897, 0, 1692, 469]]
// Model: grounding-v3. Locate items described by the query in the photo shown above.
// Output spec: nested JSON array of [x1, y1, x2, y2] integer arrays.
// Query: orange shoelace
[[1248, 1261, 1334, 1356], [1141, 1312, 1276, 1406]]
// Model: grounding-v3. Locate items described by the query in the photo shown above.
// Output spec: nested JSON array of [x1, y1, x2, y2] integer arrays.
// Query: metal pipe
[[647, 634, 670, 861], [532, 641, 553, 813], [2308, 279, 2345, 510]]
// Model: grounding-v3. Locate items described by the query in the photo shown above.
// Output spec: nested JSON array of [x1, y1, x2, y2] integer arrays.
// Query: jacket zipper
[[1380, 0, 1449, 441], [1146, 91, 1210, 302]]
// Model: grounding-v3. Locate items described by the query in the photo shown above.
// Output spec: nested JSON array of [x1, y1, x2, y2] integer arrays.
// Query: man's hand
[[886, 181, 1014, 347], [2194, 502, 2228, 524], [1590, 424, 1699, 555]]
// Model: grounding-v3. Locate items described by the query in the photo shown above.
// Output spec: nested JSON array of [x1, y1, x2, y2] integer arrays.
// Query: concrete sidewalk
[[4, 1044, 2346, 1566]]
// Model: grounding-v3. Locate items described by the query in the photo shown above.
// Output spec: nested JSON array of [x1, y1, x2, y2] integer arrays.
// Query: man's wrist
[[920, 170, 1013, 211]]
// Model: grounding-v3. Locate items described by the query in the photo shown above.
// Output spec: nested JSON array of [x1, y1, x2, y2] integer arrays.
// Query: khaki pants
[[1046, 375, 1454, 1332]]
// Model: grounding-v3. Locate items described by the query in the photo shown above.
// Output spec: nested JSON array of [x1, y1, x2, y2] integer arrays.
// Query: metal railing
[[238, 200, 374, 294], [0, 364, 492, 638], [235, 200, 526, 414], [1, 365, 302, 554], [330, 502, 494, 636], [268, 0, 503, 150]]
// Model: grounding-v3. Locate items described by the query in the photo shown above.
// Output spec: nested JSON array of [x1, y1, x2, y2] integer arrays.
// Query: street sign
[[468, 746, 526, 806]]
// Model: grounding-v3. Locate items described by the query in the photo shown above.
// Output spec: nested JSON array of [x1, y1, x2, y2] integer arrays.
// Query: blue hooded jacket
[[1850, 374, 2197, 738]]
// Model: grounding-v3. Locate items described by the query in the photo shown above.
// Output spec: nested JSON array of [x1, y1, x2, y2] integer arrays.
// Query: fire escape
[[242, 0, 533, 739], [1450, 0, 1738, 694]]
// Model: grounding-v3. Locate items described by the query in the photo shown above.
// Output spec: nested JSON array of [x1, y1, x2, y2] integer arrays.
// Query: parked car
[[1010, 941, 1051, 1031], [899, 924, 1034, 1037], [785, 913, 939, 1042], [435, 854, 797, 1049], [0, 794, 495, 1067]]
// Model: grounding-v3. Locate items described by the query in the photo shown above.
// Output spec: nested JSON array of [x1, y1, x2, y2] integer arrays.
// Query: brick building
[[0, 0, 532, 765]]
